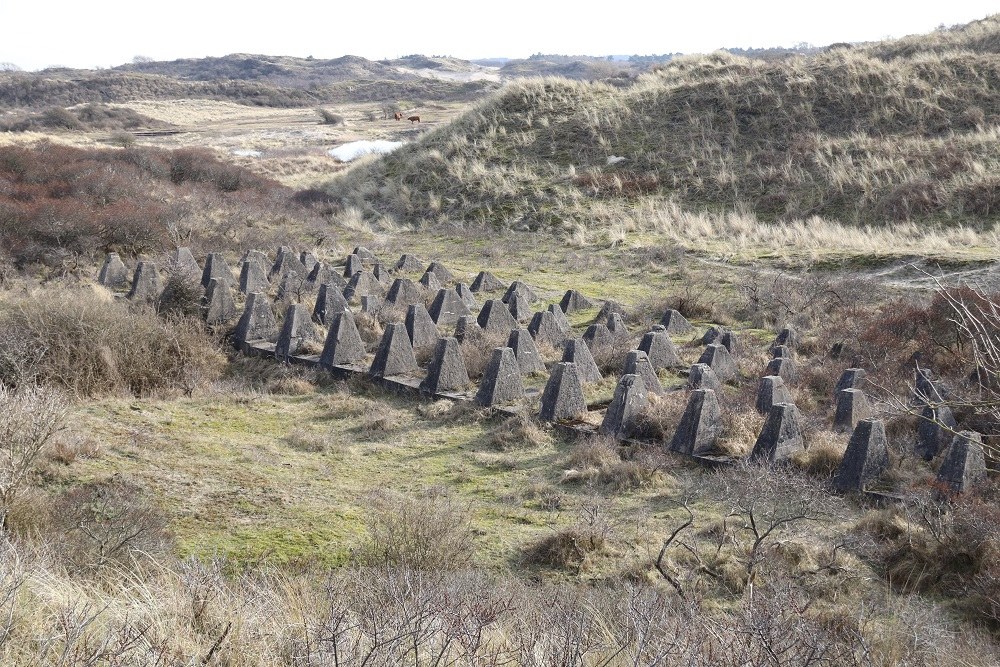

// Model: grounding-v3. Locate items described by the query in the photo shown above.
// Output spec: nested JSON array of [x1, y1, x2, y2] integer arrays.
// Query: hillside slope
[[326, 17, 1000, 236]]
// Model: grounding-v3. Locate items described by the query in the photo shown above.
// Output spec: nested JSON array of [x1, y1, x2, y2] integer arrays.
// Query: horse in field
[[408, 115, 420, 123]]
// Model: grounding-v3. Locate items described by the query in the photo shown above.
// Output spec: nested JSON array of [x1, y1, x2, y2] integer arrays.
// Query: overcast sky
[[2, 2, 997, 71]]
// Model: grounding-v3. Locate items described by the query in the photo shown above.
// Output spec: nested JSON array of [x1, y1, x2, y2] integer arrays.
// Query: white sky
[[2, 2, 997, 71]]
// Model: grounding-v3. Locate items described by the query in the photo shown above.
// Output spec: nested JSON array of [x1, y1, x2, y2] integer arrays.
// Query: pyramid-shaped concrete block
[[638, 329, 681, 370], [936, 431, 987, 493], [369, 322, 419, 378], [834, 388, 871, 432], [425, 262, 455, 284], [503, 280, 537, 304], [539, 362, 587, 422], [507, 328, 545, 375], [697, 343, 737, 383], [373, 263, 390, 284], [405, 303, 439, 350], [275, 270, 300, 303], [352, 246, 376, 261], [234, 292, 278, 346], [623, 350, 664, 395], [270, 246, 306, 281], [420, 337, 470, 394], [385, 277, 424, 307], [508, 292, 533, 323], [394, 254, 424, 272], [719, 331, 738, 354], [201, 253, 233, 289], [475, 347, 525, 407], [914, 368, 946, 406], [419, 270, 442, 292], [239, 257, 269, 295], [583, 323, 614, 354], [755, 375, 793, 415], [529, 310, 567, 347], [688, 363, 722, 393], [669, 389, 722, 455], [764, 356, 796, 384], [834, 368, 867, 396], [274, 304, 310, 361], [478, 299, 518, 334], [319, 311, 366, 368], [170, 247, 201, 277], [305, 263, 336, 291], [455, 283, 477, 309], [560, 289, 594, 313], [299, 251, 318, 274], [773, 326, 799, 350], [127, 261, 162, 303], [597, 300, 625, 322], [360, 295, 381, 314], [343, 253, 365, 278], [770, 345, 792, 360], [204, 278, 236, 325], [470, 271, 506, 292], [751, 402, 805, 463], [600, 374, 649, 440], [547, 304, 571, 333], [98, 253, 129, 288], [313, 283, 350, 325], [562, 338, 602, 383], [428, 288, 471, 328], [834, 419, 889, 492], [606, 313, 629, 339], [343, 270, 386, 303], [454, 315, 483, 344], [660, 309, 693, 335], [916, 404, 958, 461]]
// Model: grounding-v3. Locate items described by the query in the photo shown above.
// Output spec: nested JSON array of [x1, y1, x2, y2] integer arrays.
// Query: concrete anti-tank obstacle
[[529, 310, 568, 347], [539, 362, 587, 422], [428, 288, 471, 328], [274, 304, 310, 362], [270, 246, 306, 281], [697, 343, 737, 383], [914, 368, 946, 406], [351, 246, 376, 261], [170, 247, 201, 277], [936, 431, 987, 493], [394, 254, 424, 272], [834, 368, 867, 396], [344, 270, 386, 303], [385, 277, 424, 307], [772, 326, 798, 350], [319, 311, 366, 368], [313, 283, 350, 325], [470, 271, 506, 293], [719, 331, 738, 354], [547, 303, 571, 333], [305, 263, 337, 291], [425, 261, 455, 284], [638, 329, 681, 370], [420, 337, 470, 394], [503, 280, 537, 304], [600, 374, 648, 441], [201, 253, 233, 289], [98, 252, 129, 288], [455, 283, 477, 309], [454, 315, 482, 344], [299, 251, 318, 274], [419, 271, 442, 292], [506, 328, 545, 375], [204, 278, 236, 325], [606, 313, 629, 339], [582, 323, 614, 354], [369, 322, 419, 378], [702, 326, 722, 346], [688, 363, 722, 393], [127, 261, 162, 303], [475, 347, 525, 407], [751, 402, 805, 463], [833, 419, 889, 492], [234, 292, 278, 348], [755, 375, 793, 415], [596, 300, 625, 322], [360, 295, 381, 314], [239, 257, 269, 295], [623, 350, 664, 396], [834, 388, 872, 432], [343, 253, 364, 278], [764, 356, 796, 384], [405, 303, 439, 351], [373, 263, 390, 284], [478, 299, 518, 334], [660, 309, 693, 335], [770, 345, 792, 360], [507, 292, 533, 323], [562, 338, 602, 384], [275, 271, 299, 303], [560, 289, 594, 313], [916, 404, 958, 461], [669, 388, 722, 456]]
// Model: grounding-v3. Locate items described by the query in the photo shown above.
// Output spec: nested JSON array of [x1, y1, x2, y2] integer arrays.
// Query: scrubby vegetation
[[0, 103, 167, 132]]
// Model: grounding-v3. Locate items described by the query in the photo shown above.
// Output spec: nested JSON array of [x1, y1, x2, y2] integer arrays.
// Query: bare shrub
[[521, 497, 616, 571], [46, 431, 102, 466], [354, 490, 475, 571], [157, 270, 205, 318], [632, 392, 687, 441], [461, 330, 508, 379], [316, 108, 344, 125], [791, 429, 847, 477], [716, 405, 763, 457]]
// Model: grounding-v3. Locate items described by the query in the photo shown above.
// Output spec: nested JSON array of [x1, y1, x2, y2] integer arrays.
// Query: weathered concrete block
[[475, 347, 525, 407], [275, 304, 310, 362], [352, 246, 376, 261], [508, 292, 533, 323], [170, 247, 201, 277], [385, 277, 424, 307], [405, 303, 439, 351], [234, 292, 278, 347], [936, 431, 987, 493], [503, 280, 537, 304], [719, 331, 738, 354], [701, 326, 723, 346], [455, 283, 477, 310], [834, 388, 872, 433], [623, 350, 664, 396], [596, 300, 625, 322], [834, 419, 889, 492], [764, 356, 796, 384], [239, 257, 269, 295], [773, 326, 799, 350], [770, 345, 792, 360], [343, 270, 386, 303], [478, 299, 518, 334], [369, 322, 419, 378], [638, 329, 681, 370], [528, 310, 568, 347], [834, 368, 866, 396], [313, 283, 350, 325], [600, 374, 648, 440], [127, 261, 162, 303], [560, 289, 594, 313], [660, 309, 693, 335], [319, 311, 366, 368], [916, 404, 958, 461], [275, 270, 300, 303], [299, 251, 318, 274], [419, 270, 442, 292], [914, 368, 946, 406], [201, 253, 233, 289], [454, 315, 482, 344], [204, 278, 236, 325], [606, 313, 629, 339], [582, 323, 614, 354], [751, 403, 805, 463], [270, 246, 306, 280], [425, 261, 455, 284], [360, 295, 381, 314], [547, 304, 571, 334], [394, 254, 425, 272], [562, 338, 602, 383], [755, 375, 793, 415], [305, 263, 338, 291], [98, 253, 129, 288], [507, 328, 545, 375], [669, 389, 722, 455], [373, 263, 390, 284], [420, 337, 470, 394], [539, 362, 587, 422], [470, 271, 506, 293], [428, 288, 471, 328], [688, 363, 722, 393], [343, 253, 365, 278], [697, 344, 737, 383]]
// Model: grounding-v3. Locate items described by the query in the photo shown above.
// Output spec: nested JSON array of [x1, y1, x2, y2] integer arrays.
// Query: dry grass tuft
[[487, 414, 552, 451], [792, 430, 847, 477]]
